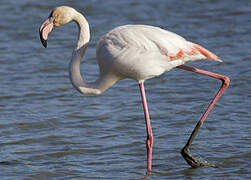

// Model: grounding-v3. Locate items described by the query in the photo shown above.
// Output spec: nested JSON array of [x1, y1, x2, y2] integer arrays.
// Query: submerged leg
[[139, 81, 154, 174], [176, 65, 230, 168]]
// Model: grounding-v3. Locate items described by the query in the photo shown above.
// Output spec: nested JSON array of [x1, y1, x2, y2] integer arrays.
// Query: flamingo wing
[[96, 25, 220, 81]]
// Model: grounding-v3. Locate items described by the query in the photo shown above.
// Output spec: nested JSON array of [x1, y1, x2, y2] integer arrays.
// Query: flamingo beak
[[39, 17, 54, 48]]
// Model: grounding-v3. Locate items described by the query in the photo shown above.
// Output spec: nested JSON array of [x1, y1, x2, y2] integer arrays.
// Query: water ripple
[[0, 0, 250, 179]]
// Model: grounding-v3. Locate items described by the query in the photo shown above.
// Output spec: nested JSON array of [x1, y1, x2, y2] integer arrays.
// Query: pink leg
[[139, 82, 153, 174], [176, 65, 230, 167]]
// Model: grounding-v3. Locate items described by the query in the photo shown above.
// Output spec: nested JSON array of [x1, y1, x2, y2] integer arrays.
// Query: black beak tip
[[42, 39, 47, 48]]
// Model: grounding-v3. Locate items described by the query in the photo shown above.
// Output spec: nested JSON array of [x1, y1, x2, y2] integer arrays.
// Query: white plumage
[[97, 25, 206, 81]]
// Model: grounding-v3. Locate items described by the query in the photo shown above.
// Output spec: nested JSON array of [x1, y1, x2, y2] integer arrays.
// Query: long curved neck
[[69, 12, 117, 95]]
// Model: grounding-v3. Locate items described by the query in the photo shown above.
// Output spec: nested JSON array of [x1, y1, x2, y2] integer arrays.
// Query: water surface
[[0, 0, 250, 179]]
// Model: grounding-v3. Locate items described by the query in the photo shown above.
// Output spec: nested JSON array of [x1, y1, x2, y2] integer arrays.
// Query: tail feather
[[192, 43, 222, 62]]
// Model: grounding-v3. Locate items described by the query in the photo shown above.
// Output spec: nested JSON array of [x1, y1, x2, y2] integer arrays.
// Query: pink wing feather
[[191, 43, 221, 62]]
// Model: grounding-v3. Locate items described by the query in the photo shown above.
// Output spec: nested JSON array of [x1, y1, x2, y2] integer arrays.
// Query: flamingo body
[[96, 24, 219, 82]]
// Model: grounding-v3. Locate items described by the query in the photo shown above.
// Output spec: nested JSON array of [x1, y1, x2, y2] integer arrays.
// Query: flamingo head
[[39, 6, 77, 48]]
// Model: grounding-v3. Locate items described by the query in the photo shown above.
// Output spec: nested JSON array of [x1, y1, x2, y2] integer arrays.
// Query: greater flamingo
[[39, 6, 230, 173]]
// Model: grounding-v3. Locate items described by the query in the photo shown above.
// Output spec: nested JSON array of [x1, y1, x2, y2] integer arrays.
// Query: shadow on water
[[0, 161, 20, 166]]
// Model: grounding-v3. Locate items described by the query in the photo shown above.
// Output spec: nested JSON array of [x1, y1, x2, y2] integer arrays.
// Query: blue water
[[0, 0, 250, 179]]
